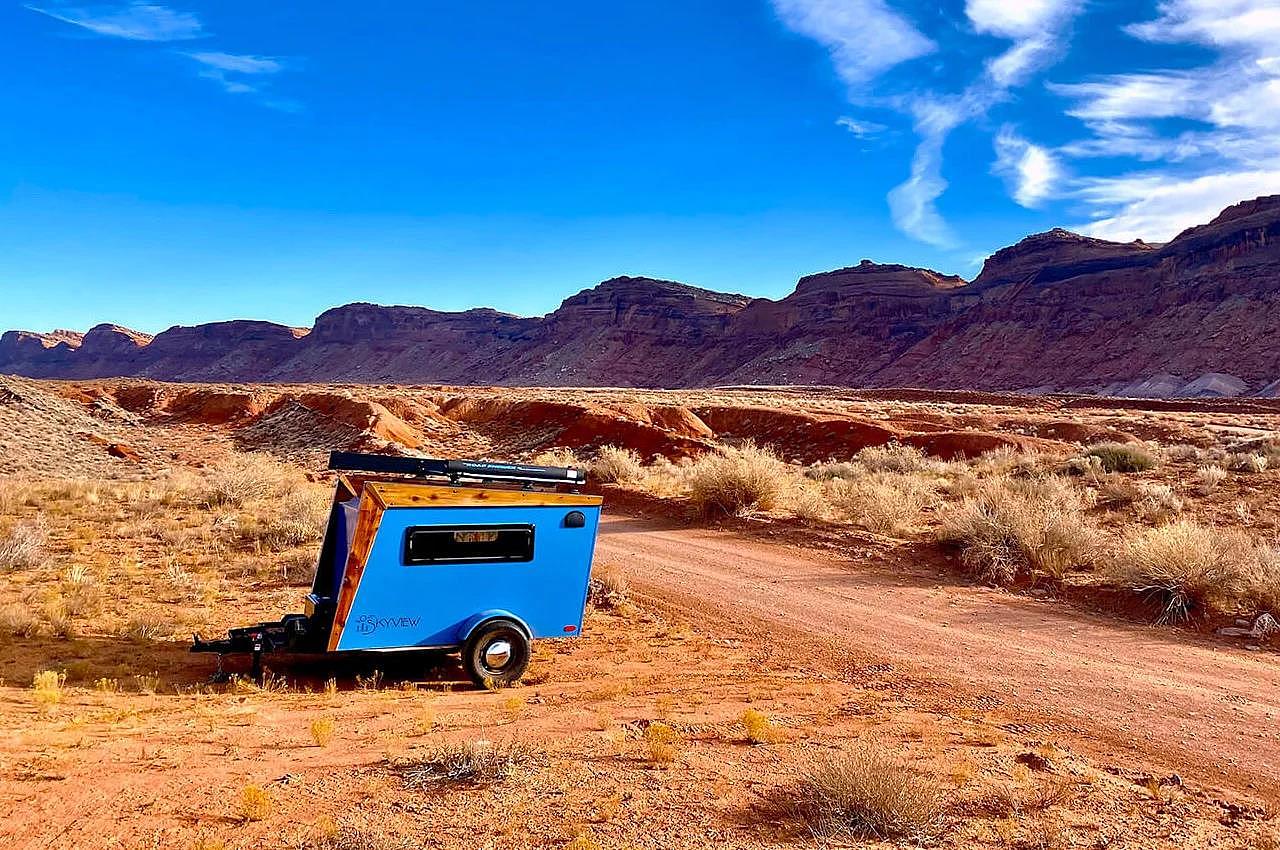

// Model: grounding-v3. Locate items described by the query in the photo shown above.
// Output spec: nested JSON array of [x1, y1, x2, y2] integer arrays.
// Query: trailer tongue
[[192, 451, 601, 687]]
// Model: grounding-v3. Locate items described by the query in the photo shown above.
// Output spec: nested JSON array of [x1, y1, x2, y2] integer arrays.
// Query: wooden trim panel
[[368, 481, 602, 509], [325, 492, 385, 652]]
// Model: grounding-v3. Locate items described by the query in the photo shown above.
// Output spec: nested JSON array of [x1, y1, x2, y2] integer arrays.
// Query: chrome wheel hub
[[483, 639, 513, 670]]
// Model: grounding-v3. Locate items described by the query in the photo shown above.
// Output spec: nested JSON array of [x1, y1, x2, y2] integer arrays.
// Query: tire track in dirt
[[595, 515, 1280, 800]]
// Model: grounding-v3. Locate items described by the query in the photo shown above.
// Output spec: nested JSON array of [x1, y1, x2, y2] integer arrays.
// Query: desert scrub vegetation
[[1227, 452, 1269, 474], [1108, 521, 1252, 624], [855, 442, 937, 474], [795, 740, 945, 842], [219, 488, 330, 552], [530, 447, 583, 469], [937, 476, 1097, 585], [310, 715, 336, 747], [590, 445, 645, 484], [1084, 441, 1159, 473], [685, 442, 788, 518], [239, 784, 272, 822], [587, 564, 629, 609], [740, 708, 779, 744], [1195, 465, 1228, 494], [0, 516, 47, 570], [0, 601, 39, 637], [32, 669, 65, 714], [644, 721, 681, 764], [397, 740, 538, 788], [828, 473, 937, 536], [200, 453, 304, 508]]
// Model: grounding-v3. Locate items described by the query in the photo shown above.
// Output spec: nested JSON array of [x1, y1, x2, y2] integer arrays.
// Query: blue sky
[[2, 1, 1278, 334]]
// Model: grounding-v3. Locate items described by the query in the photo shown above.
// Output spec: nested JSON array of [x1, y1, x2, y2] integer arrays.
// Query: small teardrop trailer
[[192, 451, 601, 688]]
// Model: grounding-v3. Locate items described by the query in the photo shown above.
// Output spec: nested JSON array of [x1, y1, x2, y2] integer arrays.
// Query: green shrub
[[1084, 442, 1158, 473]]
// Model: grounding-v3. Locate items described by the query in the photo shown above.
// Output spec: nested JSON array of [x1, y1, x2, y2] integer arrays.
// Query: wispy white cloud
[[777, 0, 1086, 247], [28, 3, 297, 109], [26, 1, 203, 41], [1050, 0, 1280, 239], [186, 51, 282, 75], [966, 0, 1083, 87], [184, 51, 286, 96], [835, 116, 887, 139], [772, 0, 935, 88], [993, 126, 1061, 208], [1125, 0, 1280, 48], [1075, 169, 1280, 242], [887, 97, 972, 248]]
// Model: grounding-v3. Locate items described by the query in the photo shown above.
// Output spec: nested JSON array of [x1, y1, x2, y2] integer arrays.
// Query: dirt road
[[596, 515, 1280, 800]]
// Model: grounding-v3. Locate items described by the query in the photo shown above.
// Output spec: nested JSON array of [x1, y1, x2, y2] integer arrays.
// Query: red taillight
[[563, 625, 577, 633]]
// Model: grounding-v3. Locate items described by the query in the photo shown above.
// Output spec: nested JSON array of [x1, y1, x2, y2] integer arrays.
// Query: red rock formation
[[3, 197, 1280, 397]]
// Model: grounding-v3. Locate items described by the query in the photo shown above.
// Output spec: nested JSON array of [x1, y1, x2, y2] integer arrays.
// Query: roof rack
[[327, 451, 587, 488]]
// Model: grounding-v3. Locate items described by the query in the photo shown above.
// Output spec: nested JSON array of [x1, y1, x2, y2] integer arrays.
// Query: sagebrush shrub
[[202, 454, 301, 508], [0, 517, 47, 571], [937, 476, 1096, 585], [1084, 442, 1159, 473], [1109, 521, 1250, 624], [856, 443, 932, 474], [686, 443, 788, 519], [399, 740, 537, 787], [1195, 465, 1227, 494], [1228, 453, 1268, 474], [829, 473, 935, 537], [797, 740, 945, 842], [591, 446, 644, 484]]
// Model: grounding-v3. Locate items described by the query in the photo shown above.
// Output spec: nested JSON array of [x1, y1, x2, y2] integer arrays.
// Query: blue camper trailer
[[192, 451, 601, 688]]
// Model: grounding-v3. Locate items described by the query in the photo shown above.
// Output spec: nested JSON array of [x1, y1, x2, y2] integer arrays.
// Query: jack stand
[[208, 654, 231, 685]]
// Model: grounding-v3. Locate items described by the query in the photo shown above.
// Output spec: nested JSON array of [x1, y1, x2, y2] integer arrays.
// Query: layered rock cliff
[[3, 196, 1279, 396]]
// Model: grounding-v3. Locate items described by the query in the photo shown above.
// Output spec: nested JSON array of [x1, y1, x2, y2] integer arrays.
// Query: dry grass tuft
[[1163, 443, 1203, 462], [201, 454, 301, 508], [1134, 483, 1184, 523], [1085, 442, 1159, 473], [804, 461, 863, 481], [1195, 465, 1227, 495], [1228, 452, 1269, 474], [310, 715, 336, 747], [828, 473, 936, 536], [1108, 521, 1250, 624], [399, 740, 537, 787], [856, 443, 934, 474], [686, 442, 788, 519], [587, 565, 629, 610], [33, 669, 65, 714], [591, 446, 645, 484], [0, 601, 39, 637], [0, 517, 47, 570], [1245, 545, 1280, 617], [740, 708, 779, 744], [644, 721, 680, 765], [530, 447, 583, 469], [239, 784, 272, 821], [787, 483, 833, 523], [796, 740, 945, 842], [937, 477, 1096, 585]]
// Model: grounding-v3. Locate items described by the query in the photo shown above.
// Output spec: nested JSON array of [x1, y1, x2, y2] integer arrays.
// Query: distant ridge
[[4, 197, 1280, 398]]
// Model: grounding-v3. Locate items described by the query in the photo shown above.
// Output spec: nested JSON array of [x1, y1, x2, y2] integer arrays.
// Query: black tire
[[462, 620, 530, 689]]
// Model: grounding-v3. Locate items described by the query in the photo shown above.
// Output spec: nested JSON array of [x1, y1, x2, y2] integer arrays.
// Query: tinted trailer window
[[403, 525, 534, 565]]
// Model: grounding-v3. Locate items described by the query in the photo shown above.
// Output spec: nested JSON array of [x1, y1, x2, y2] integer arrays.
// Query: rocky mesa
[[3, 195, 1279, 397]]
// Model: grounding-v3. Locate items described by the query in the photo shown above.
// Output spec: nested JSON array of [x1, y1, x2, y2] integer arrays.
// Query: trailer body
[[193, 453, 600, 687]]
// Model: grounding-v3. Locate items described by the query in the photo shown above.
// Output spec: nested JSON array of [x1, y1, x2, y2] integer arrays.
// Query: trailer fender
[[457, 610, 532, 645]]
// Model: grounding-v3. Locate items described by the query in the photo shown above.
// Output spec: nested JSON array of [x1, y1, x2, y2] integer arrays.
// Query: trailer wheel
[[462, 620, 530, 689]]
